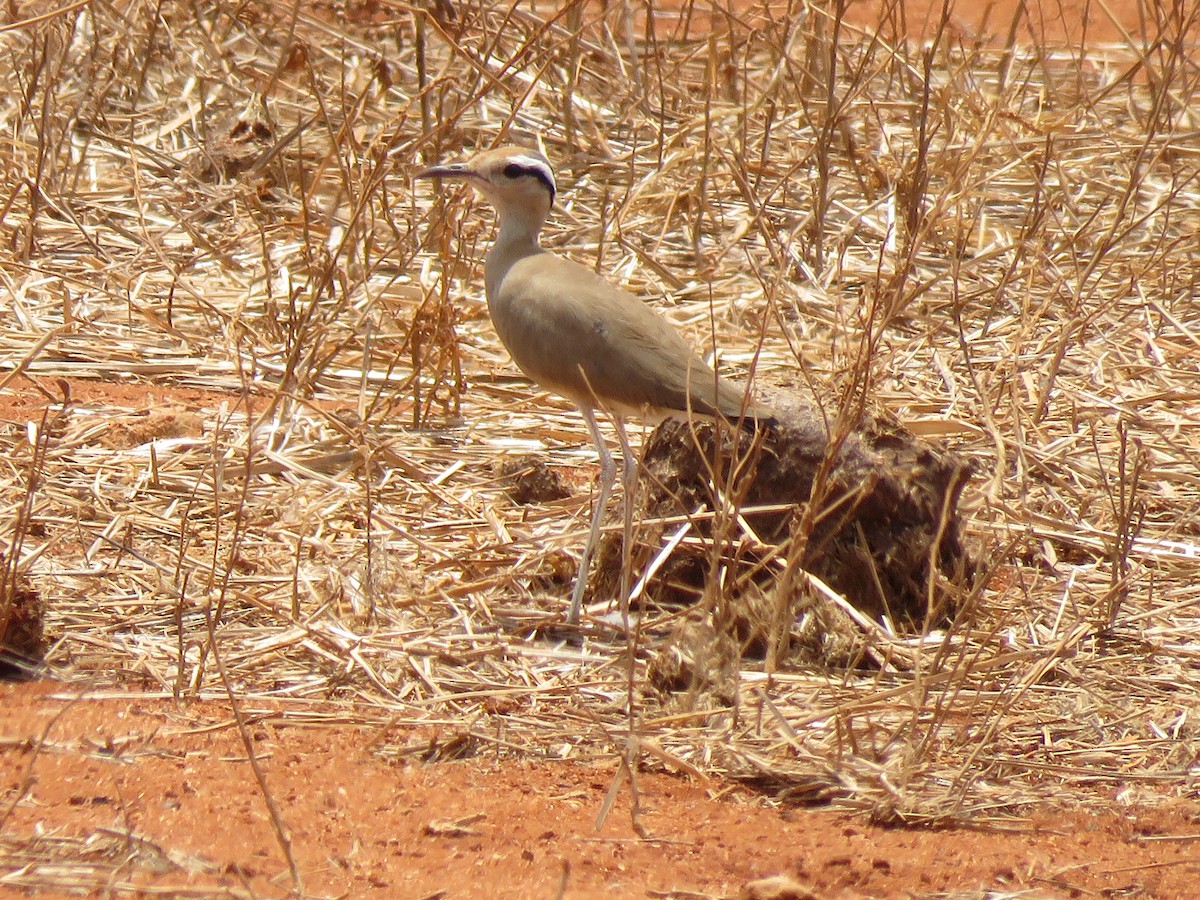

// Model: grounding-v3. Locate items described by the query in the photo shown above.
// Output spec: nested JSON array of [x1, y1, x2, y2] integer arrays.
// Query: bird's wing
[[489, 253, 734, 417]]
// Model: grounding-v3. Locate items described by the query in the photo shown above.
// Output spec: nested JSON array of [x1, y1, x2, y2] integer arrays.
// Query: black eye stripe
[[501, 162, 556, 199]]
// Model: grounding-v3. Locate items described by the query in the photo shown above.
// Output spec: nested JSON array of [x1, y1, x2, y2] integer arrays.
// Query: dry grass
[[1, 0, 1199, 870]]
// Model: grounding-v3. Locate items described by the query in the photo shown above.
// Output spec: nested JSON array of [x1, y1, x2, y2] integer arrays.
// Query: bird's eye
[[498, 157, 557, 200]]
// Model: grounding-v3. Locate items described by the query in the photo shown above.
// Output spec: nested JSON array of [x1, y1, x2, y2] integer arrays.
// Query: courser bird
[[418, 145, 772, 624]]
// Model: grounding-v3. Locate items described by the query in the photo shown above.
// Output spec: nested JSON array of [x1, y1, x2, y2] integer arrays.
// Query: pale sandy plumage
[[419, 145, 771, 623]]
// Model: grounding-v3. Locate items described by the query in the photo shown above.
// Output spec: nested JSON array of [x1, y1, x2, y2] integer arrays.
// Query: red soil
[[3, 681, 1198, 898]]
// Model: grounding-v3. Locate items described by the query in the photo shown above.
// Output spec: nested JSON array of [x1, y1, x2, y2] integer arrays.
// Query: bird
[[417, 145, 772, 624]]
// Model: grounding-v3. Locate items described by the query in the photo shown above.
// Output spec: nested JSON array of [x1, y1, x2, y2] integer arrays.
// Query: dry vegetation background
[[1, 0, 1199, 848]]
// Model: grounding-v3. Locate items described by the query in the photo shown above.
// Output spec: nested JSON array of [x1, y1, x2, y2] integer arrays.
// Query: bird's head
[[418, 146, 556, 227]]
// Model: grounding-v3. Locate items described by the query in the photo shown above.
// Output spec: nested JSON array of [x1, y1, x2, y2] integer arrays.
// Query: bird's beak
[[416, 162, 470, 180]]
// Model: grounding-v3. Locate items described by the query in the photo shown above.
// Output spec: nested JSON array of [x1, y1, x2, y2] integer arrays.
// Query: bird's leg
[[611, 415, 646, 837], [612, 416, 638, 622], [568, 406, 615, 624]]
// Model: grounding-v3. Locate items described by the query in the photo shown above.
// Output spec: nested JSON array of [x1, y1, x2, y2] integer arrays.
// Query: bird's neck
[[493, 210, 546, 252], [485, 211, 546, 300]]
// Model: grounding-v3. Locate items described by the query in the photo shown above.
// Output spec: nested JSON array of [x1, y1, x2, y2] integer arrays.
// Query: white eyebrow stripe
[[508, 155, 556, 192]]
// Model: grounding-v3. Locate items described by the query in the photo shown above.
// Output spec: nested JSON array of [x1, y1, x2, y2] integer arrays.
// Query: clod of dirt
[[494, 453, 571, 505], [645, 613, 741, 711], [97, 409, 205, 450], [590, 390, 974, 665], [190, 94, 276, 182], [0, 567, 46, 680], [739, 875, 820, 900]]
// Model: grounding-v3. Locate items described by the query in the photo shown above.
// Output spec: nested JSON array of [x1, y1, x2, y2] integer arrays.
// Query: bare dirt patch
[[845, 0, 1147, 44], [4, 681, 1199, 898], [0, 375, 227, 428]]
